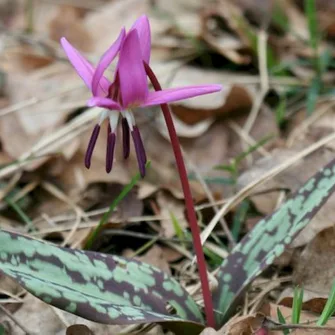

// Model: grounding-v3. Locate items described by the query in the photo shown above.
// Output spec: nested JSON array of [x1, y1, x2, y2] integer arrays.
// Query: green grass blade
[[235, 135, 273, 166], [292, 286, 304, 324], [272, 2, 290, 32], [170, 212, 185, 241], [306, 76, 321, 116], [84, 161, 151, 249], [275, 96, 287, 126], [304, 0, 319, 53], [277, 307, 289, 335], [231, 200, 250, 242], [4, 196, 33, 230], [317, 280, 335, 326], [319, 48, 332, 74]]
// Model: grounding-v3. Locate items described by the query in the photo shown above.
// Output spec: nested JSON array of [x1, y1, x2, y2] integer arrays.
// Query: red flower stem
[[144, 62, 215, 328]]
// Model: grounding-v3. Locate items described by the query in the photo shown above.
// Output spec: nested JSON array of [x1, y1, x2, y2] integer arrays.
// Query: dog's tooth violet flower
[[62, 15, 223, 328], [61, 16, 221, 177]]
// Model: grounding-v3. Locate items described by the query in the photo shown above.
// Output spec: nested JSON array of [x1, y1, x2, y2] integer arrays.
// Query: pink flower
[[61, 15, 221, 177]]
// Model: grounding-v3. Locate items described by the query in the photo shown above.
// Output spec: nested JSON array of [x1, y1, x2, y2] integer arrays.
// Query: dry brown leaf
[[156, 190, 187, 238], [160, 245, 182, 262], [49, 5, 92, 52], [0, 274, 21, 299], [0, 0, 17, 27], [219, 314, 264, 335], [57, 310, 124, 335], [292, 227, 335, 294], [84, 0, 150, 54], [1, 47, 54, 73], [78, 182, 143, 220], [0, 63, 84, 162], [154, 0, 203, 17], [288, 102, 335, 150], [157, 64, 234, 111], [57, 149, 130, 190], [3, 295, 123, 335], [199, 327, 219, 335], [234, 0, 274, 28], [123, 245, 171, 275], [4, 294, 64, 334], [66, 324, 93, 335], [201, 9, 250, 65]]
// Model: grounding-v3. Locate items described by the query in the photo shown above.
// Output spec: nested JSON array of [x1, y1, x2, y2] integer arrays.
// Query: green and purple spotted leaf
[[0, 230, 204, 328], [214, 158, 335, 326]]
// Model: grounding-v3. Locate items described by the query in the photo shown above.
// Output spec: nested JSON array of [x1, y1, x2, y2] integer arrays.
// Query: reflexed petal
[[91, 28, 126, 96], [87, 97, 121, 110], [142, 85, 222, 106], [118, 30, 148, 108], [131, 15, 151, 63], [60, 37, 95, 90]]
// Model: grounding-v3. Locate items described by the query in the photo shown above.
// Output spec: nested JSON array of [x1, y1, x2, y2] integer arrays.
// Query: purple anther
[[133, 126, 147, 164], [106, 131, 116, 173], [85, 124, 100, 169], [131, 126, 147, 177], [122, 118, 130, 159]]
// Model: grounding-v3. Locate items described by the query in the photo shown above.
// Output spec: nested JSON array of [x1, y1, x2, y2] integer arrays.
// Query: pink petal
[[91, 28, 126, 96], [87, 97, 121, 110], [118, 30, 148, 108], [131, 15, 151, 63], [60, 37, 95, 90], [142, 85, 222, 107]]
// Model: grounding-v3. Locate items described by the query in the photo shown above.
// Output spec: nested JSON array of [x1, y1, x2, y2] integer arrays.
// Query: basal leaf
[[214, 158, 335, 326], [0, 230, 204, 327]]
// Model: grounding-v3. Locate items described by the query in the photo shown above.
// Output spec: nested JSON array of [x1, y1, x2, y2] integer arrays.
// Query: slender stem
[[144, 62, 215, 328]]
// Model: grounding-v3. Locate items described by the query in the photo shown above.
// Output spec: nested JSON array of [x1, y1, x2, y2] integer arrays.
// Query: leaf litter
[[0, 0, 335, 334]]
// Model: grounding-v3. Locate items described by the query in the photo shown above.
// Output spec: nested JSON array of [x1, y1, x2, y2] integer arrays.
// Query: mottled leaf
[[0, 230, 204, 326], [214, 158, 335, 326]]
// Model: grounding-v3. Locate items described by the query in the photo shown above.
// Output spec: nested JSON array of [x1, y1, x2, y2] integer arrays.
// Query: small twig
[[228, 120, 270, 157], [39, 0, 104, 10], [263, 317, 335, 332], [0, 85, 81, 118], [242, 29, 270, 165], [0, 108, 97, 179], [249, 280, 280, 314], [287, 100, 335, 147], [0, 172, 22, 203], [40, 181, 88, 247], [0, 304, 35, 335]]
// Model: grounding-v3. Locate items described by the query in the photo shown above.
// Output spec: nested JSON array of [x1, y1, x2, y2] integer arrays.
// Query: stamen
[[85, 124, 100, 169], [131, 126, 147, 177], [106, 125, 116, 173], [122, 117, 130, 159], [121, 110, 135, 131], [134, 126, 147, 164]]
